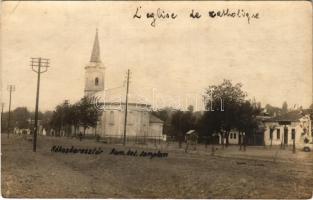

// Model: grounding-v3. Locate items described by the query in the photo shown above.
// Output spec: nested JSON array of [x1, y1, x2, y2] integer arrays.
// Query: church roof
[[90, 29, 101, 63]]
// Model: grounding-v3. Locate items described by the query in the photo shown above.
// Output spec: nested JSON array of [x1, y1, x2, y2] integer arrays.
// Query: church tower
[[84, 29, 105, 97]]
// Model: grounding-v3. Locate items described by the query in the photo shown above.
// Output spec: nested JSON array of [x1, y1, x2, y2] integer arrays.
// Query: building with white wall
[[263, 111, 312, 146], [218, 130, 240, 145]]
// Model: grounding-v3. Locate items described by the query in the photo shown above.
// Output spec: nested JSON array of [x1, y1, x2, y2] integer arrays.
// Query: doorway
[[284, 128, 288, 145]]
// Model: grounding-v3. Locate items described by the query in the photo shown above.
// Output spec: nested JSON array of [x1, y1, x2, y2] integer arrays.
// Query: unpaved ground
[[1, 134, 313, 198]]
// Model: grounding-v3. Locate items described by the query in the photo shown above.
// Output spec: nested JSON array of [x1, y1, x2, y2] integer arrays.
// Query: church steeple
[[90, 29, 101, 63], [84, 29, 105, 97]]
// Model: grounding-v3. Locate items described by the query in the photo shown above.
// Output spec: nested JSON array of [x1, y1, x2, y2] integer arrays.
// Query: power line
[[30, 57, 50, 152]]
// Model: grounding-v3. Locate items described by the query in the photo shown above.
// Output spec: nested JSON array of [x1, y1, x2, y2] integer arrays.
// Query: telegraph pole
[[7, 85, 15, 138], [1, 102, 5, 133], [31, 57, 50, 152], [123, 69, 130, 146]]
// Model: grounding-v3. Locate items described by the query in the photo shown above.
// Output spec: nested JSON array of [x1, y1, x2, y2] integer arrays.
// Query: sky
[[1, 1, 312, 112]]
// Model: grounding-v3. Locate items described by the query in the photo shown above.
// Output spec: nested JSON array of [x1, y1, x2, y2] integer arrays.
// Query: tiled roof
[[264, 111, 306, 122]]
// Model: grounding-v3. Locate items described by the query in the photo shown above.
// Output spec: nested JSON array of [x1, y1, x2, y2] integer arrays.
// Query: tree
[[265, 104, 281, 116], [151, 107, 176, 137], [41, 111, 53, 130], [68, 103, 80, 136], [171, 110, 184, 148], [49, 101, 73, 135], [203, 79, 247, 146], [187, 105, 194, 112], [282, 101, 288, 114], [236, 101, 261, 149], [50, 105, 64, 134], [12, 107, 30, 129], [171, 107, 196, 148], [77, 96, 101, 136], [196, 111, 221, 144], [50, 97, 101, 137]]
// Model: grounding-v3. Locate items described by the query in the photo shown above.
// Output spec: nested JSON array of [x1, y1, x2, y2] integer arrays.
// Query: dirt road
[[1, 134, 313, 198]]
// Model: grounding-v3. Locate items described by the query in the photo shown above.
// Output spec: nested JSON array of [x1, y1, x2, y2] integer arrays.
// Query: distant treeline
[[2, 79, 309, 146]]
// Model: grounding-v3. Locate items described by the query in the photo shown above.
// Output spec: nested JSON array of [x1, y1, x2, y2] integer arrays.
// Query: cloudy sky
[[1, 1, 312, 111]]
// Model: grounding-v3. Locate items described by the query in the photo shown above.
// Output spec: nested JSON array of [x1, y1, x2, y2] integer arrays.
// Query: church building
[[81, 30, 164, 142]]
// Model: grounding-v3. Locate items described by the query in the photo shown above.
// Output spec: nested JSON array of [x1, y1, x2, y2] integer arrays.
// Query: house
[[218, 130, 240, 145], [263, 111, 312, 146]]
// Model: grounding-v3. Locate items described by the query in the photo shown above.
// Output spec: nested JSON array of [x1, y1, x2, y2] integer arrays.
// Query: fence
[[100, 135, 165, 145]]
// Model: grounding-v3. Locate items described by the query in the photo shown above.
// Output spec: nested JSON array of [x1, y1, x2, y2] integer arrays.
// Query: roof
[[93, 90, 152, 106], [186, 130, 197, 135], [264, 111, 307, 123], [149, 115, 163, 123], [90, 29, 101, 63]]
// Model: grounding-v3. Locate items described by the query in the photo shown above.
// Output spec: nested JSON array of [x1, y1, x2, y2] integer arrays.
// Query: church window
[[95, 77, 99, 86]]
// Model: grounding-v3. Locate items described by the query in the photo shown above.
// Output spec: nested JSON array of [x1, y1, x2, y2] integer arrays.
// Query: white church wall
[[99, 103, 157, 139]]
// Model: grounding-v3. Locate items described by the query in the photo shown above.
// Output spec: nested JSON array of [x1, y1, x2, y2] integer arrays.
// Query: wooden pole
[[33, 58, 41, 152], [31, 57, 49, 152], [123, 69, 130, 146], [7, 85, 15, 138]]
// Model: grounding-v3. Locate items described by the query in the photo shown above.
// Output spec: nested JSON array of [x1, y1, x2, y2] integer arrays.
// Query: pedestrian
[[79, 132, 83, 141]]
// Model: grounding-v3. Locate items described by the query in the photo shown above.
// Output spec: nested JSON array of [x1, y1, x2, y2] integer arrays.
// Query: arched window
[[95, 77, 99, 86]]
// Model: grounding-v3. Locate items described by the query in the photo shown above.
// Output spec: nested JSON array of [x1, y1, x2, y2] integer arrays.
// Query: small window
[[95, 77, 99, 86], [234, 133, 236, 139], [230, 133, 233, 139], [277, 129, 280, 139], [292, 129, 296, 140]]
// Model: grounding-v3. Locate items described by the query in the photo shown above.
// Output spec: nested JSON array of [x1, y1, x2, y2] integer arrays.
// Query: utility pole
[[62, 100, 69, 137], [31, 57, 50, 152], [123, 69, 130, 146], [7, 85, 15, 138], [1, 102, 5, 133]]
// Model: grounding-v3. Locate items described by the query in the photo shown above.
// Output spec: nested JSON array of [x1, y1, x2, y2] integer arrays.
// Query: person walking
[[79, 132, 83, 141]]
